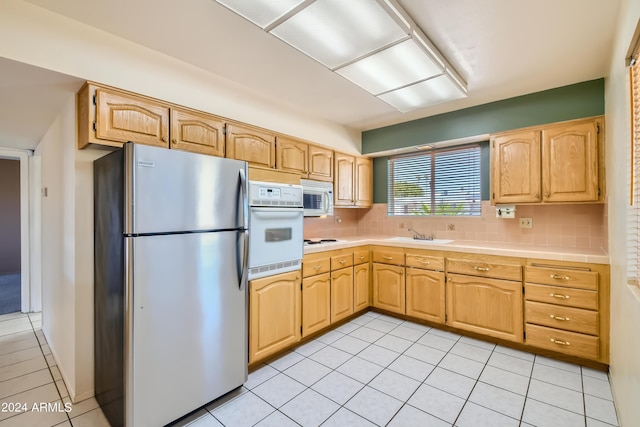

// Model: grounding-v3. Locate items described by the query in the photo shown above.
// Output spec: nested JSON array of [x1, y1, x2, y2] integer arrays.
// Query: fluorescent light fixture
[[214, 0, 467, 112]]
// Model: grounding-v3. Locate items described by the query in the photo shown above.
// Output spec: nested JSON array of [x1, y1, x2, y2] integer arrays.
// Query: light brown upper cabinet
[[491, 116, 603, 204], [542, 120, 599, 202], [226, 123, 276, 168], [276, 137, 308, 177], [78, 84, 170, 149], [308, 145, 334, 181], [334, 152, 373, 208], [355, 157, 373, 207], [170, 108, 225, 157]]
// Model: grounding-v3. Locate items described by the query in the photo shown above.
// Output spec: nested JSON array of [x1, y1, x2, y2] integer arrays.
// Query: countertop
[[303, 235, 610, 264]]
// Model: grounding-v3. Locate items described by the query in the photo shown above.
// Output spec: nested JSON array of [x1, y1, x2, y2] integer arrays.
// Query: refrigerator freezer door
[[127, 231, 247, 427], [125, 143, 247, 234]]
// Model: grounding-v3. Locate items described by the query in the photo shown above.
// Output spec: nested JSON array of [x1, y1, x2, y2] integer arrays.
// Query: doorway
[[0, 158, 21, 314]]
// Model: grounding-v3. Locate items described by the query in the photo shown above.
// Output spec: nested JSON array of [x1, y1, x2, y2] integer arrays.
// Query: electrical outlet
[[334, 215, 342, 224], [519, 218, 533, 229]]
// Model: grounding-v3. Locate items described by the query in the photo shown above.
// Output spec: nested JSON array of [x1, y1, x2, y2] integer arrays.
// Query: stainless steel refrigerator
[[94, 142, 248, 427]]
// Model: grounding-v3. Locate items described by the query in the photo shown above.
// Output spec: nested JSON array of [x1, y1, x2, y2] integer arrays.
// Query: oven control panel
[[249, 180, 303, 207]]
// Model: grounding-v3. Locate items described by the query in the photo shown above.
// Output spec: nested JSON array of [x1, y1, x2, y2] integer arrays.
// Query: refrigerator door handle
[[239, 168, 248, 231], [239, 229, 249, 289]]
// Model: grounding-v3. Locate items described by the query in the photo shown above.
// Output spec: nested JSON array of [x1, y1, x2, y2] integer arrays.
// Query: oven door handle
[[250, 207, 304, 214]]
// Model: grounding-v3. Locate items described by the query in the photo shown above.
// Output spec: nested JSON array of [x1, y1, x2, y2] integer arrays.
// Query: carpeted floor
[[0, 273, 21, 315]]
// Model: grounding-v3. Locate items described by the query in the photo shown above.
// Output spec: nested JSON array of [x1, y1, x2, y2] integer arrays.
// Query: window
[[388, 145, 481, 216], [628, 40, 640, 288]]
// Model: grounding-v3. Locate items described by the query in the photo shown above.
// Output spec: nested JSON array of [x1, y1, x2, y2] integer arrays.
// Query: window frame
[[387, 144, 482, 217]]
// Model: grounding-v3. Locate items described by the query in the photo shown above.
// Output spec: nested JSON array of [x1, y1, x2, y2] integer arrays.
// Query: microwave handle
[[325, 190, 333, 212]]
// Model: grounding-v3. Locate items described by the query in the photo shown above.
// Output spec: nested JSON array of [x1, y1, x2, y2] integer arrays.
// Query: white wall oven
[[248, 181, 303, 279], [301, 179, 334, 217]]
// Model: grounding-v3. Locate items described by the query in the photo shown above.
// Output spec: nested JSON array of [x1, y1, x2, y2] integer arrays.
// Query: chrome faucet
[[408, 228, 433, 240]]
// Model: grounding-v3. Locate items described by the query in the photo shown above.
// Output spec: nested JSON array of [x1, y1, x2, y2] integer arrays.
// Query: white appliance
[[94, 143, 248, 427], [248, 181, 304, 279], [301, 179, 334, 217]]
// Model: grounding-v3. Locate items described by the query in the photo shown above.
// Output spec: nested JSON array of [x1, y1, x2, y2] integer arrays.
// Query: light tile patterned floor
[[0, 311, 620, 427], [0, 312, 107, 427]]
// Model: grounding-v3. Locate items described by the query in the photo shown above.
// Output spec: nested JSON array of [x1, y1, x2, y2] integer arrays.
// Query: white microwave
[[301, 179, 334, 217]]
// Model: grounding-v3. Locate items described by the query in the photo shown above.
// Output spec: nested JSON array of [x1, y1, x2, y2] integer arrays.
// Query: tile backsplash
[[305, 201, 608, 251]]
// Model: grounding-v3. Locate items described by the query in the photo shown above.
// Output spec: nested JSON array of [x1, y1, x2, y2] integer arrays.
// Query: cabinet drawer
[[525, 324, 599, 360], [353, 250, 370, 265], [525, 301, 598, 335], [331, 254, 353, 270], [302, 256, 330, 277], [405, 253, 444, 271], [525, 266, 598, 290], [447, 258, 522, 281], [372, 250, 405, 266], [525, 283, 598, 310]]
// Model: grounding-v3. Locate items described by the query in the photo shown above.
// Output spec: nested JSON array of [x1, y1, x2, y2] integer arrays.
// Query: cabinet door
[[302, 273, 331, 337], [491, 130, 541, 203], [353, 263, 370, 313], [95, 87, 169, 148], [308, 145, 333, 182], [355, 157, 373, 207], [334, 152, 355, 206], [249, 270, 301, 364], [542, 120, 599, 202], [372, 263, 405, 314], [331, 267, 354, 323], [226, 124, 276, 168], [170, 108, 225, 156], [446, 273, 523, 343], [406, 268, 445, 324], [276, 137, 308, 177]]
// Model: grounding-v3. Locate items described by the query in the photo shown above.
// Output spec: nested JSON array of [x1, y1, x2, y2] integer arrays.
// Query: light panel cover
[[336, 39, 444, 95], [378, 72, 467, 112], [216, 0, 304, 29], [270, 0, 407, 69]]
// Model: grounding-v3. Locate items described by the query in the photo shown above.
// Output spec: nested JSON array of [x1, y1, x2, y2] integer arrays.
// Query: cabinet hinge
[[300, 326, 303, 334], [222, 125, 227, 136], [300, 283, 302, 291], [523, 331, 526, 340], [598, 188, 601, 197], [92, 121, 97, 132], [92, 94, 97, 105], [445, 314, 448, 322], [596, 124, 600, 134]]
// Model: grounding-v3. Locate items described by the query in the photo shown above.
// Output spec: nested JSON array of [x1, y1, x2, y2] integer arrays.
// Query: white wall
[[605, 0, 640, 426]]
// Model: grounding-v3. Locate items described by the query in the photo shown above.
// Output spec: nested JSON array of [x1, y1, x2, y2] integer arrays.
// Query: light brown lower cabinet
[[331, 267, 354, 323], [302, 273, 331, 337], [249, 270, 301, 364], [372, 263, 405, 315], [405, 267, 445, 324], [446, 273, 523, 343], [353, 263, 370, 313]]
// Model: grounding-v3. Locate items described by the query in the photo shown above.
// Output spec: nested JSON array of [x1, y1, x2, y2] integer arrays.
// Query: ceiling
[[0, 0, 622, 150]]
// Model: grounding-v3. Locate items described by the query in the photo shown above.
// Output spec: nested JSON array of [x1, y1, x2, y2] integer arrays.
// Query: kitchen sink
[[385, 236, 454, 244]]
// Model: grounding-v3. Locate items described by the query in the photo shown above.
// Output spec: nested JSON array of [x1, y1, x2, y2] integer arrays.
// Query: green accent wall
[[367, 79, 604, 203]]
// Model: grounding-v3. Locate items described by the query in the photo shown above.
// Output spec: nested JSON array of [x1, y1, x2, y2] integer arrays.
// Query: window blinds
[[629, 54, 640, 287], [388, 145, 481, 216]]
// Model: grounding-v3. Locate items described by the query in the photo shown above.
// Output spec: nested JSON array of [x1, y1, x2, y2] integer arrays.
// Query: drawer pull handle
[[419, 260, 431, 265], [313, 265, 322, 270], [549, 314, 570, 321], [383, 256, 393, 260], [550, 274, 570, 280], [339, 260, 346, 264], [549, 293, 570, 299], [359, 256, 365, 260], [550, 338, 571, 346], [474, 266, 490, 272]]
